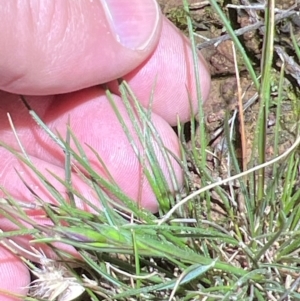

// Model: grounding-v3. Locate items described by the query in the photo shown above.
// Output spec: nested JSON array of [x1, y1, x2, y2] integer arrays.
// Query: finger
[[108, 18, 211, 125], [0, 0, 161, 95], [0, 150, 105, 212], [0, 88, 183, 212], [0, 245, 30, 301]]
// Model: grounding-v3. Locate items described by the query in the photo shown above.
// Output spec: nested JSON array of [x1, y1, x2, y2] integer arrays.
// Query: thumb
[[0, 0, 161, 95]]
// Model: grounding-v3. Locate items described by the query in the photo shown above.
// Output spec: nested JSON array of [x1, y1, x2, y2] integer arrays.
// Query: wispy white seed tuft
[[28, 250, 85, 301]]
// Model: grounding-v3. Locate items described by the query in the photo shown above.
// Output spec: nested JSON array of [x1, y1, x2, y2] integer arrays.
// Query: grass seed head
[[28, 250, 85, 301]]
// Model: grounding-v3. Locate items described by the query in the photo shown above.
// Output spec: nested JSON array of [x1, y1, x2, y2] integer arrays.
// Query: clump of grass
[[0, 81, 249, 301], [1, 1, 300, 300]]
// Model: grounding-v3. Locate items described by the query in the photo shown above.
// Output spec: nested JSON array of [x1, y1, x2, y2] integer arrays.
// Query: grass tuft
[[1, 1, 300, 300]]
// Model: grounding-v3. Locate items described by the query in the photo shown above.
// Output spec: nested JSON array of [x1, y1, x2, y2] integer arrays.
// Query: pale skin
[[0, 1, 211, 300]]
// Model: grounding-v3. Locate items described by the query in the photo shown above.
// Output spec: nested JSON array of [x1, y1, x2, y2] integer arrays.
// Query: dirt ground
[[158, 0, 300, 172], [157, 0, 300, 219]]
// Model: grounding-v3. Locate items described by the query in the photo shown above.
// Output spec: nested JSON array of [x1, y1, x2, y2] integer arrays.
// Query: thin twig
[[198, 9, 298, 49], [232, 42, 247, 172], [158, 134, 300, 224], [275, 45, 300, 87], [7, 113, 31, 162]]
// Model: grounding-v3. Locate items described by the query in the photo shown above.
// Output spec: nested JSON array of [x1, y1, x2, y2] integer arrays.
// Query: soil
[[158, 0, 300, 218], [158, 1, 300, 157]]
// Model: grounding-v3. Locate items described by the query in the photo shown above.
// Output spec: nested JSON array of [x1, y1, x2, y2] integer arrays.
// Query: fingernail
[[102, 0, 160, 50]]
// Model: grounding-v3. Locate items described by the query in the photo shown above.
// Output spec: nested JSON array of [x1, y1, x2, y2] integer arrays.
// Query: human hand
[[0, 1, 210, 300]]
